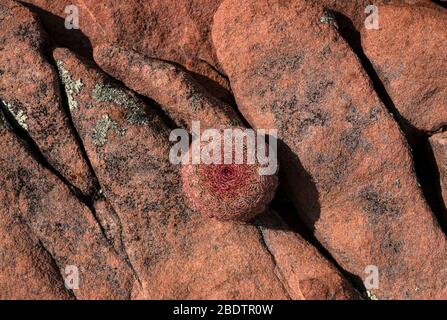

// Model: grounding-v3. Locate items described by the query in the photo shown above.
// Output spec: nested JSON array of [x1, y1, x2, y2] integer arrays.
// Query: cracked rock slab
[[54, 47, 357, 299], [0, 109, 137, 300], [22, 0, 233, 103], [213, 0, 447, 299], [0, 165, 73, 299], [54, 47, 289, 299], [93, 44, 242, 130], [361, 5, 447, 133], [0, 0, 97, 196], [430, 132, 447, 212]]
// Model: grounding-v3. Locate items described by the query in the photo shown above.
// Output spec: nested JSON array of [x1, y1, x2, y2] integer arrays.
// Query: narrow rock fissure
[[255, 226, 292, 300], [432, 0, 447, 9], [45, 49, 101, 197], [101, 198, 144, 287], [270, 194, 367, 298], [44, 54, 145, 287], [333, 10, 447, 237], [35, 238, 77, 300], [89, 199, 144, 287], [0, 101, 85, 199], [229, 99, 367, 296], [198, 58, 229, 82]]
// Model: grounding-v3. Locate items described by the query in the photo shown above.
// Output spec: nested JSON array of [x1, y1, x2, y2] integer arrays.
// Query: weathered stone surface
[[0, 162, 73, 299], [22, 0, 232, 102], [93, 44, 241, 129], [20, 0, 93, 58], [0, 109, 136, 300], [361, 5, 447, 133], [54, 47, 357, 299], [213, 0, 447, 299], [256, 211, 357, 300], [430, 132, 447, 211], [318, 0, 438, 32], [0, 0, 97, 195]]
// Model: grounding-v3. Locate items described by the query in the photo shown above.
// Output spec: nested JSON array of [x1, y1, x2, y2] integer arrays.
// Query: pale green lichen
[[320, 10, 338, 29], [92, 83, 149, 126], [56, 60, 84, 111], [188, 93, 202, 111], [1, 100, 28, 130], [321, 44, 331, 58], [92, 113, 126, 147]]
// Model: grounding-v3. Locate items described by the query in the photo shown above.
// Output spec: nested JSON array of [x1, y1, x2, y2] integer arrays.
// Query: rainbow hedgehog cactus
[[181, 127, 278, 222]]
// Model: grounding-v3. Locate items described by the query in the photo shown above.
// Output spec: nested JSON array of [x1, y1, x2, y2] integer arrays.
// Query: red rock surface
[[0, 0, 97, 195], [0, 140, 73, 299], [20, 0, 440, 105], [256, 211, 356, 300], [93, 44, 242, 129], [430, 132, 447, 211], [0, 109, 137, 300], [52, 47, 357, 299], [213, 0, 447, 299], [361, 5, 447, 133], [1, 0, 446, 301], [22, 0, 232, 101], [319, 0, 438, 31]]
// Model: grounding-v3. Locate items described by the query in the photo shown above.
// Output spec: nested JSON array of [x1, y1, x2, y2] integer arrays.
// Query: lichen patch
[[92, 113, 126, 147], [1, 100, 28, 130], [56, 60, 84, 111], [92, 83, 149, 126]]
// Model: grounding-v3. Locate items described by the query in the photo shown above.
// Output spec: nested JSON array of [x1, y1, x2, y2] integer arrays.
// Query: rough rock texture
[[22, 0, 232, 102], [53, 47, 357, 299], [213, 0, 447, 299], [0, 0, 97, 195], [430, 132, 447, 210], [93, 44, 241, 129], [318, 0, 438, 31], [361, 5, 447, 133], [0, 110, 136, 300], [0, 155, 73, 299], [20, 0, 93, 57], [20, 0, 440, 105], [256, 211, 356, 300]]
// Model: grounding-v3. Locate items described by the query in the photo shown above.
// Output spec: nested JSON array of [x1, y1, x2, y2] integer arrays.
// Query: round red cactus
[[181, 127, 278, 222]]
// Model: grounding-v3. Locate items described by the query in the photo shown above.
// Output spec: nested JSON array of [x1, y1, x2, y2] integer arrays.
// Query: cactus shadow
[[253, 139, 321, 235], [20, 1, 93, 59]]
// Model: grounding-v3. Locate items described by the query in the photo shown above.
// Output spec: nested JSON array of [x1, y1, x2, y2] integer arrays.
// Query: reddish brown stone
[[319, 0, 438, 31], [430, 132, 447, 211], [0, 173, 73, 299], [93, 44, 241, 129], [22, 0, 232, 102], [213, 0, 447, 299], [0, 0, 97, 195], [20, 0, 93, 57], [256, 211, 357, 300], [53, 47, 356, 299], [361, 5, 447, 133], [0, 109, 137, 300]]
